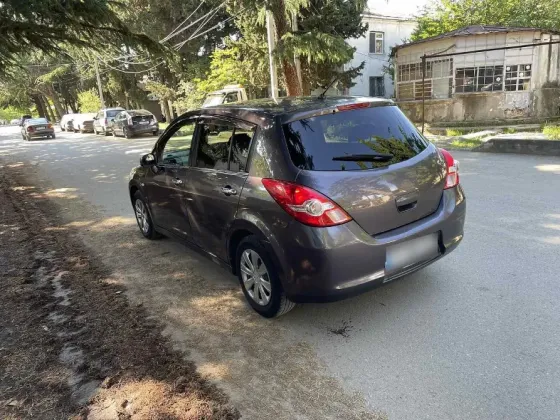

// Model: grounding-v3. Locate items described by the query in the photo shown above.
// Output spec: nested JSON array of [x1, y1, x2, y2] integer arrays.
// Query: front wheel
[[236, 236, 296, 318], [132, 191, 160, 240]]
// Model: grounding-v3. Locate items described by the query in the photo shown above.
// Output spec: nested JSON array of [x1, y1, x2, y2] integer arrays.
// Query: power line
[[161, 1, 205, 43], [162, 1, 227, 43], [97, 55, 165, 74]]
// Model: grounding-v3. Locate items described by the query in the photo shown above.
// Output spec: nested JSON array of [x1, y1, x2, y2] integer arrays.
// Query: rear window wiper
[[332, 153, 394, 162]]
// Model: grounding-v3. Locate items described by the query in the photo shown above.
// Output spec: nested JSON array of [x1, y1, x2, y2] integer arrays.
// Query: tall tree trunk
[[161, 100, 172, 123], [45, 84, 64, 119], [42, 96, 56, 122], [32, 95, 46, 118], [273, 1, 302, 97]]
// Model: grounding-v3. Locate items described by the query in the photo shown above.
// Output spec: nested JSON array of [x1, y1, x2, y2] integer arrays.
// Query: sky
[[367, 0, 430, 17]]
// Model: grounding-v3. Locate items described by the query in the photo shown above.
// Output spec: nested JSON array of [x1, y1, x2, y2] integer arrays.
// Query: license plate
[[140, 121, 149, 125], [35, 126, 45, 130], [385, 233, 440, 279]]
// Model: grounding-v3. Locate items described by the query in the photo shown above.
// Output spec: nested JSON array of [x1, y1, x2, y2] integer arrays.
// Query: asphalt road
[[1, 125, 559, 419]]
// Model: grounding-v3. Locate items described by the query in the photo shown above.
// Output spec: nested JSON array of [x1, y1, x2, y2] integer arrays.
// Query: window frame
[[505, 64, 532, 91], [369, 31, 384, 55], [154, 115, 199, 168], [369, 76, 385, 97], [192, 115, 257, 174], [454, 65, 504, 93]]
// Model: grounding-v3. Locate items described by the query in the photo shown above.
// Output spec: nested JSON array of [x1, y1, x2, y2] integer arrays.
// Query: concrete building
[[346, 12, 416, 98], [393, 25, 560, 122]]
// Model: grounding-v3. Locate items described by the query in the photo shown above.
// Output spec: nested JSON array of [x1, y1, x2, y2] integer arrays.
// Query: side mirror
[[140, 153, 156, 166]]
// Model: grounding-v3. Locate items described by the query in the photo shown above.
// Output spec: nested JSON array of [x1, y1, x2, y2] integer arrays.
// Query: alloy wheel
[[240, 249, 272, 306], [134, 199, 150, 234]]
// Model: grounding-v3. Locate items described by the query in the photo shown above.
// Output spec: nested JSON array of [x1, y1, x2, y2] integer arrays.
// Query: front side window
[[284, 105, 428, 171], [160, 121, 196, 166], [370, 31, 384, 54]]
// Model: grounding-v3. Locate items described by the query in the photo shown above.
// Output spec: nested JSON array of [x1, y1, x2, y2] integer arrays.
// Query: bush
[[446, 129, 464, 137], [450, 138, 483, 149], [543, 125, 560, 140], [77, 89, 101, 112]]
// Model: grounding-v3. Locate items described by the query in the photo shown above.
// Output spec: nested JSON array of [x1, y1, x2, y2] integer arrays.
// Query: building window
[[369, 76, 385, 97], [505, 64, 532, 91], [455, 66, 504, 93], [369, 32, 384, 54], [396, 59, 452, 100]]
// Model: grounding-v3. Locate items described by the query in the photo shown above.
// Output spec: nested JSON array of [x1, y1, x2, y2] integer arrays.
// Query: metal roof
[[393, 25, 560, 52]]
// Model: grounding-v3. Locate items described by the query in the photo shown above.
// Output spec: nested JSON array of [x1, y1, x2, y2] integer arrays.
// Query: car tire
[[112, 129, 117, 138], [123, 127, 132, 139], [51, 134, 56, 139], [132, 191, 160, 240], [236, 236, 296, 318], [74, 128, 78, 133], [152, 129, 159, 136], [104, 128, 110, 136], [61, 127, 65, 132]]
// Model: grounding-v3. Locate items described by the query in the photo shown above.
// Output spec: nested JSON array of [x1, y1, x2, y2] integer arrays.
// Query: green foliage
[[446, 128, 464, 136], [0, 0, 160, 74], [0, 105, 31, 121], [543, 125, 560, 140], [450, 138, 483, 148], [502, 127, 516, 134], [412, 0, 560, 41], [77, 89, 101, 112]]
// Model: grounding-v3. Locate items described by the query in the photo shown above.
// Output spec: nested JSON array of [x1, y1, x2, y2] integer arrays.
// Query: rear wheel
[[123, 127, 132, 139], [236, 236, 295, 318], [51, 134, 56, 139], [152, 129, 159, 136], [132, 191, 160, 240], [104, 128, 110, 136]]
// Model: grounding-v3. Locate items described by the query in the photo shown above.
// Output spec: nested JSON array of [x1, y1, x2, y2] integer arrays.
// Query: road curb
[[473, 138, 560, 157]]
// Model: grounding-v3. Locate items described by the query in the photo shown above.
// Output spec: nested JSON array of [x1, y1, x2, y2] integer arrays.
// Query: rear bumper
[[272, 186, 466, 303], [27, 130, 55, 138], [129, 124, 158, 135]]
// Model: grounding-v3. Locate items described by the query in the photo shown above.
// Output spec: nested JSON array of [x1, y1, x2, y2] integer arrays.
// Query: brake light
[[439, 148, 459, 189], [261, 179, 352, 227], [47, 123, 52, 129], [337, 103, 370, 112], [104, 118, 108, 126], [27, 126, 34, 132]]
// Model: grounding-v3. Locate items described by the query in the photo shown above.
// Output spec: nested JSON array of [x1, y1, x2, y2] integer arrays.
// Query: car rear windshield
[[129, 110, 152, 117], [283, 105, 429, 171], [28, 118, 48, 124], [106, 109, 122, 117]]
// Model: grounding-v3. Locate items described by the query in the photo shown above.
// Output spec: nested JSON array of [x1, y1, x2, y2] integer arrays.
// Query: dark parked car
[[112, 109, 159, 138], [128, 97, 466, 317], [21, 117, 55, 140]]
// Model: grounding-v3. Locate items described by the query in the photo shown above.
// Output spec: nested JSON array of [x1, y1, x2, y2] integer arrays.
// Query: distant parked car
[[10, 119, 20, 125], [60, 114, 77, 131], [72, 113, 96, 133], [112, 109, 159, 138], [93, 107, 125, 135], [21, 118, 55, 140]]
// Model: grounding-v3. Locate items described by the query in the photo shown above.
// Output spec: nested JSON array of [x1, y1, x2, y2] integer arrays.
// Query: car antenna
[[318, 76, 339, 100]]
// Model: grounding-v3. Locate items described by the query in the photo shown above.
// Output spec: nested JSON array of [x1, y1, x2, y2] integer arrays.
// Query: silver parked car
[[93, 107, 125, 135], [21, 117, 55, 140], [128, 97, 466, 317], [59, 113, 77, 131]]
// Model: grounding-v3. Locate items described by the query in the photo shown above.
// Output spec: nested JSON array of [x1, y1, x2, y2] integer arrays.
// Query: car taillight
[[27, 126, 34, 132], [261, 179, 352, 227], [337, 102, 370, 112], [439, 148, 459, 189], [104, 118, 108, 125], [47, 123, 52, 129]]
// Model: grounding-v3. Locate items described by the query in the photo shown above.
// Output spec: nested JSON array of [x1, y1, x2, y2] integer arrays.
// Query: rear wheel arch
[[227, 221, 285, 280], [129, 185, 140, 203]]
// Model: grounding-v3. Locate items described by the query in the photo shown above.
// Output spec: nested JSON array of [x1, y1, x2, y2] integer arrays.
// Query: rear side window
[[106, 110, 121, 117], [283, 105, 428, 171]]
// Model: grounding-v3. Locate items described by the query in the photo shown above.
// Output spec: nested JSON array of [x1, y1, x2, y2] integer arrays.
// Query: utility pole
[[266, 9, 278, 100], [94, 56, 106, 108]]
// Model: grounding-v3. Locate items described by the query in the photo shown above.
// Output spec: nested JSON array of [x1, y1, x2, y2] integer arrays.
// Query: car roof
[[199, 96, 394, 123]]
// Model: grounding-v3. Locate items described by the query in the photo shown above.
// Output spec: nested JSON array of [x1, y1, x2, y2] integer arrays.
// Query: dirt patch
[[0, 164, 238, 419]]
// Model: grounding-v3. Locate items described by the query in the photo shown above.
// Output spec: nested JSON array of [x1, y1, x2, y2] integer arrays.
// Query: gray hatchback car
[[128, 97, 466, 317]]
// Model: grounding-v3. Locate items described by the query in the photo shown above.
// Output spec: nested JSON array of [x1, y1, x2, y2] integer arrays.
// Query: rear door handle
[[172, 178, 183, 185], [221, 186, 237, 195]]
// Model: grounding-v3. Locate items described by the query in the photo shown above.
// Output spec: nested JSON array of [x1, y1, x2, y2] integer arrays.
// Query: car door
[[143, 117, 197, 239], [113, 112, 124, 134], [182, 116, 255, 261]]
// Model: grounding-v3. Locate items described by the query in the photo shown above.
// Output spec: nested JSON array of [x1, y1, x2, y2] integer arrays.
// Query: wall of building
[[395, 30, 560, 122], [346, 14, 416, 98]]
